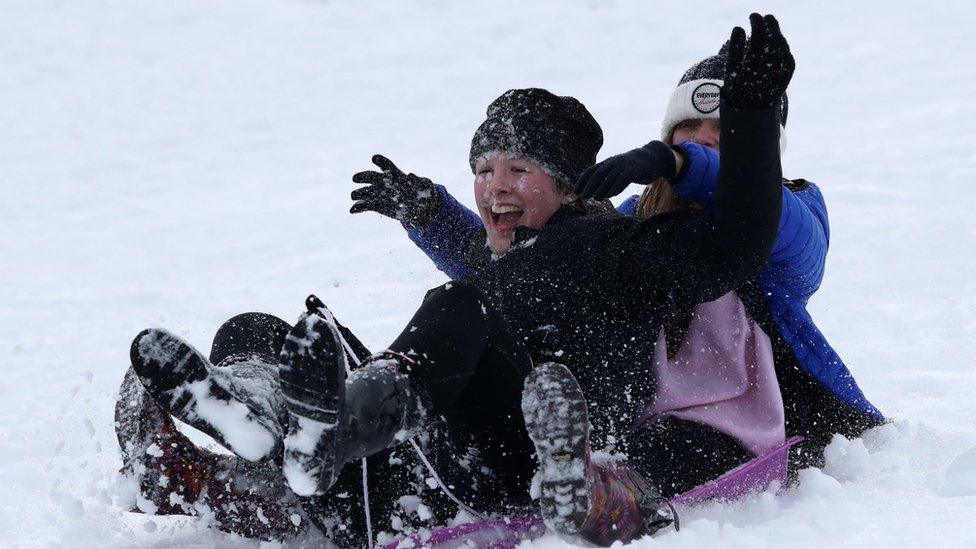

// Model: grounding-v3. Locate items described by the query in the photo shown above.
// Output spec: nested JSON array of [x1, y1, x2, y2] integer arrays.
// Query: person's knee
[[423, 280, 488, 314], [210, 312, 291, 364]]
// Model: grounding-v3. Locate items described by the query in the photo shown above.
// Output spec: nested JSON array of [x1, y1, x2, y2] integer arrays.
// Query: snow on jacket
[[402, 135, 885, 467], [620, 144, 884, 424], [404, 136, 884, 437], [417, 105, 784, 454]]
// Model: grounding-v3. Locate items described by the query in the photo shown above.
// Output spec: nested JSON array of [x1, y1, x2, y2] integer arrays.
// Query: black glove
[[573, 141, 677, 201], [722, 13, 795, 111], [350, 155, 442, 226]]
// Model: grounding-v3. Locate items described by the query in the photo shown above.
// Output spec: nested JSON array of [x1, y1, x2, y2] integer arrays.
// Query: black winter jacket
[[460, 105, 784, 449]]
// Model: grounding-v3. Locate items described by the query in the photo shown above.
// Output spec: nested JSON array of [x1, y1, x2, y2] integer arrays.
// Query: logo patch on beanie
[[691, 82, 721, 114]]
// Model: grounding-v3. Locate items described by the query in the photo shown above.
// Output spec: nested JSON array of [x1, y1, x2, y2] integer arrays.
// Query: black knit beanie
[[661, 43, 789, 145], [469, 88, 603, 188]]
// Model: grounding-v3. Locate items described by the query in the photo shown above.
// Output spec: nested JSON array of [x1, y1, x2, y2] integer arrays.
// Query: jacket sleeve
[[616, 142, 719, 216], [670, 141, 721, 208], [402, 184, 482, 280], [617, 195, 639, 215], [620, 104, 783, 310], [670, 142, 829, 301], [762, 182, 830, 301]]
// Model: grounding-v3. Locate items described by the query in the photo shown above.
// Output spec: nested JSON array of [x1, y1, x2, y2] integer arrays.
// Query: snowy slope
[[2, 0, 975, 547]]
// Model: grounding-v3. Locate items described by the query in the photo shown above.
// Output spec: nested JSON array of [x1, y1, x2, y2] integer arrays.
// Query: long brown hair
[[635, 177, 697, 358], [635, 177, 695, 218]]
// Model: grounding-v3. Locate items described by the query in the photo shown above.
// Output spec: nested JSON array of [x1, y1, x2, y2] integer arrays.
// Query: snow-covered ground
[[2, 0, 975, 546]]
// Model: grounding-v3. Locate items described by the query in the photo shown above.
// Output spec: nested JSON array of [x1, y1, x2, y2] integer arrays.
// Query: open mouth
[[490, 204, 524, 230]]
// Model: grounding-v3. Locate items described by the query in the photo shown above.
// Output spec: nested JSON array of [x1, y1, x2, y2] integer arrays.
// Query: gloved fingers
[[753, 14, 793, 86], [726, 26, 746, 73], [770, 23, 795, 89], [599, 165, 633, 200], [748, 13, 766, 56], [350, 184, 390, 202], [371, 154, 402, 175], [350, 199, 391, 215], [576, 162, 616, 199], [764, 15, 793, 62], [764, 14, 783, 42], [574, 164, 600, 196], [352, 170, 387, 185], [589, 171, 614, 201], [612, 168, 639, 198], [592, 167, 628, 201]]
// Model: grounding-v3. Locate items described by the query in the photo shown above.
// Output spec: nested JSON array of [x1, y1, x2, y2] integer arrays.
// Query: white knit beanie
[[661, 45, 789, 152]]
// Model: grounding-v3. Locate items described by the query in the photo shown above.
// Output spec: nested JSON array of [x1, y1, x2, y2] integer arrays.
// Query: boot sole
[[129, 328, 281, 462], [279, 315, 347, 496], [521, 362, 591, 536]]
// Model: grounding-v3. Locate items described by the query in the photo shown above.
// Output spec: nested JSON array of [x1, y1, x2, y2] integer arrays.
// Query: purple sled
[[382, 436, 803, 548]]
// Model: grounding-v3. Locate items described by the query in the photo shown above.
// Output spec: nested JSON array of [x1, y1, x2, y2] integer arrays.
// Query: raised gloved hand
[[350, 155, 442, 226], [722, 13, 794, 111], [573, 141, 678, 201]]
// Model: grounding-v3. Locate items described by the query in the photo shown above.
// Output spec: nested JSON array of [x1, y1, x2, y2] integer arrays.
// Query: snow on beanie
[[470, 88, 603, 188], [661, 44, 789, 151]]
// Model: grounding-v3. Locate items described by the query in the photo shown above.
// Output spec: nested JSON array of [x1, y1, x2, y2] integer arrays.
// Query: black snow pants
[[386, 281, 539, 512], [196, 281, 753, 538], [382, 281, 752, 503]]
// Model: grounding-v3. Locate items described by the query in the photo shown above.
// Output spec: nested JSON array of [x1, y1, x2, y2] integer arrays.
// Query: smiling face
[[473, 154, 569, 254]]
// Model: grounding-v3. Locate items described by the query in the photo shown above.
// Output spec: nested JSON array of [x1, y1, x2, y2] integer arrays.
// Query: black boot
[[209, 312, 292, 365], [129, 327, 285, 462], [278, 314, 426, 496], [522, 363, 676, 546]]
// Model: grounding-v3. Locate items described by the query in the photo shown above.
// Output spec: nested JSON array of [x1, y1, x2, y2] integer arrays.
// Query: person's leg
[[387, 281, 532, 415], [130, 327, 285, 462], [387, 282, 539, 510], [624, 417, 753, 499], [302, 295, 503, 537], [280, 281, 539, 510], [128, 312, 295, 462], [301, 447, 436, 547], [226, 307, 457, 543], [522, 363, 677, 546], [208, 312, 292, 365], [296, 414, 465, 544], [115, 366, 309, 541], [120, 313, 446, 546]]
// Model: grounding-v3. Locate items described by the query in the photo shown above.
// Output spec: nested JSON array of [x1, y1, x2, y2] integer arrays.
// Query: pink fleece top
[[641, 291, 786, 456]]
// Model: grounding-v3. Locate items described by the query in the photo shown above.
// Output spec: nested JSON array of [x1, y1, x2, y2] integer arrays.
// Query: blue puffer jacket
[[403, 142, 884, 422]]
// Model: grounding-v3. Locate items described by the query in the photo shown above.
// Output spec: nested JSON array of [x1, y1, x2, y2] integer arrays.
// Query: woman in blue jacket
[[350, 43, 884, 469]]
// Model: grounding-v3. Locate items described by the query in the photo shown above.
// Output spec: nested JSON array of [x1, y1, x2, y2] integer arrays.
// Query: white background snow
[[2, 0, 975, 547]]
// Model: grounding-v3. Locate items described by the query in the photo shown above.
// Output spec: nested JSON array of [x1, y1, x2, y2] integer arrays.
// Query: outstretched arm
[[622, 14, 793, 308], [350, 155, 482, 280], [402, 185, 482, 280]]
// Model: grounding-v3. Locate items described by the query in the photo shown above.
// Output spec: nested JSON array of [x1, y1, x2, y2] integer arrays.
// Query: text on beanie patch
[[692, 82, 722, 114]]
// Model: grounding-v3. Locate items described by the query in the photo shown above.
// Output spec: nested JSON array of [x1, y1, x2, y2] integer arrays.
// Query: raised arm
[[690, 14, 793, 282], [350, 155, 481, 280], [640, 141, 829, 301], [402, 185, 481, 280], [620, 14, 794, 308]]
